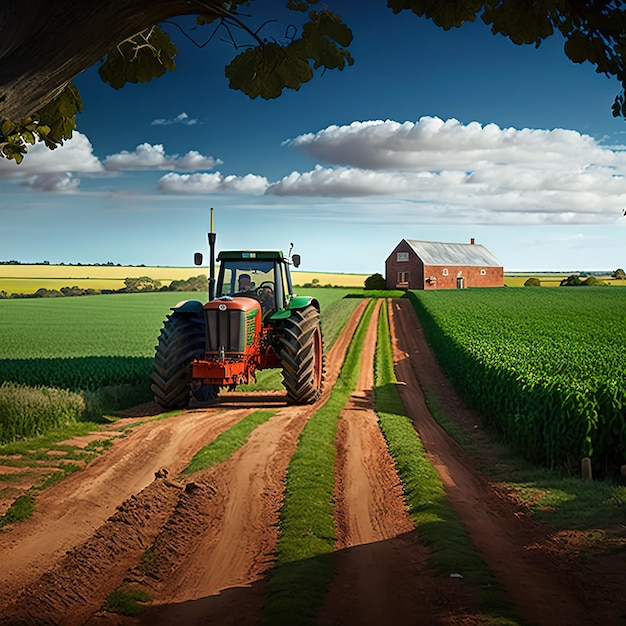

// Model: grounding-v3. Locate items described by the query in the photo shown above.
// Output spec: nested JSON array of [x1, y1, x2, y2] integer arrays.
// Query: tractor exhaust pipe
[[208, 207, 216, 301]]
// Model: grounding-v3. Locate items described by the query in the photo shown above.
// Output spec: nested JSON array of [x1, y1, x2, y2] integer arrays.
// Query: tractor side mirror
[[194, 252, 203, 266], [292, 254, 301, 268]]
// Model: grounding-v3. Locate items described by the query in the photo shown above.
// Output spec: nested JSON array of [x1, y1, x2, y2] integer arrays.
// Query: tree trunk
[[0, 0, 221, 121]]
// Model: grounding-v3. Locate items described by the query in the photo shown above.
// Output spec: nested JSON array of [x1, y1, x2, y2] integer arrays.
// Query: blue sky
[[1, 4, 625, 274]]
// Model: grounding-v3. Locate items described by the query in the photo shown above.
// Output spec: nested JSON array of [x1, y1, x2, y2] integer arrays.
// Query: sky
[[1, 3, 625, 274]]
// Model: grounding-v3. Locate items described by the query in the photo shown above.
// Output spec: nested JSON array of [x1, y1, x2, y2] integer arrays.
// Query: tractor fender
[[269, 295, 320, 320], [170, 299, 204, 314]]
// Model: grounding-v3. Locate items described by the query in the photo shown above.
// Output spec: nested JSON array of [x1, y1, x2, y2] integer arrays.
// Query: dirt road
[[0, 298, 623, 625]]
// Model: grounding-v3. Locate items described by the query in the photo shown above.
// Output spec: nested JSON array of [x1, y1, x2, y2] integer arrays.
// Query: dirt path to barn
[[0, 297, 623, 625]]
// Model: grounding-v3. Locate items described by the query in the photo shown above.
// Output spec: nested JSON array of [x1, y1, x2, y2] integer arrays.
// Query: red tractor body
[[190, 296, 281, 387]]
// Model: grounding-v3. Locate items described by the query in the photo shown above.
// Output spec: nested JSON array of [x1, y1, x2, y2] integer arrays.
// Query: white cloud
[[22, 173, 80, 193], [3, 117, 626, 226], [158, 172, 269, 194], [284, 117, 625, 171], [151, 112, 198, 126], [268, 165, 437, 196], [0, 134, 225, 193], [103, 143, 221, 172], [0, 132, 103, 179], [269, 117, 626, 225]]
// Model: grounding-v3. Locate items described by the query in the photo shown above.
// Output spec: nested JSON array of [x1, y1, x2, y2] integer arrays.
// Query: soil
[[0, 297, 624, 625]]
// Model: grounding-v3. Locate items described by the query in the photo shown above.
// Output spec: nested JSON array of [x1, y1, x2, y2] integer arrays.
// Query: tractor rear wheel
[[151, 305, 213, 409], [277, 305, 324, 404]]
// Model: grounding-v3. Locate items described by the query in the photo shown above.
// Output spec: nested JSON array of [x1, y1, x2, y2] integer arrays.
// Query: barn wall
[[422, 265, 504, 289], [385, 240, 424, 289]]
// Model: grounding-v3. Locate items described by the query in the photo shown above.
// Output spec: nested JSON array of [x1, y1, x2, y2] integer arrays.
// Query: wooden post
[[581, 457, 592, 481]]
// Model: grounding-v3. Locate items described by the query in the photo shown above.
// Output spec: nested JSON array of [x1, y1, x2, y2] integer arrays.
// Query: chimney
[[470, 238, 475, 245]]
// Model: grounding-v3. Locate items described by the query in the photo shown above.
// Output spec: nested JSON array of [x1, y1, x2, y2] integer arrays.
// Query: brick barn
[[385, 238, 504, 290]]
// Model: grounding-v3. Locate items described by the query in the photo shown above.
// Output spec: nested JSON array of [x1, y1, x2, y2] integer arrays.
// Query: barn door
[[456, 276, 465, 289]]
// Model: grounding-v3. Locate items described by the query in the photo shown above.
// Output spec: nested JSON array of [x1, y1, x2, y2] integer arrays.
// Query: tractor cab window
[[219, 260, 277, 316]]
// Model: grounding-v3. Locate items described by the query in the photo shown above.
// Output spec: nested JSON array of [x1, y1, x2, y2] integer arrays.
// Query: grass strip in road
[[182, 409, 277, 474], [261, 300, 375, 626], [375, 301, 520, 625], [103, 586, 153, 616], [0, 493, 35, 530]]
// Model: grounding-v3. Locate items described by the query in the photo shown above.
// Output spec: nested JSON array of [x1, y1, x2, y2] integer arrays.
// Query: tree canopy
[[1, 0, 625, 163]]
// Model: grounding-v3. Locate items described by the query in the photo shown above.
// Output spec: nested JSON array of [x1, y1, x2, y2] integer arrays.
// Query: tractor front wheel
[[151, 304, 214, 409], [277, 305, 324, 404]]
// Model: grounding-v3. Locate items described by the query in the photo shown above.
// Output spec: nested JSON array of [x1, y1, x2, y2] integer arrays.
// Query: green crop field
[[409, 288, 626, 474], [0, 288, 361, 391]]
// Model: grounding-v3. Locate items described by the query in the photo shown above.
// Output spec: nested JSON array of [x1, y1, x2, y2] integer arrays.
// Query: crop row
[[0, 356, 152, 391], [408, 288, 626, 474]]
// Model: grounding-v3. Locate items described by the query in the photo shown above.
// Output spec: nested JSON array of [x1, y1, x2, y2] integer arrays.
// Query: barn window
[[397, 271, 408, 283], [396, 252, 409, 262], [480, 269, 486, 276], [442, 268, 449, 276]]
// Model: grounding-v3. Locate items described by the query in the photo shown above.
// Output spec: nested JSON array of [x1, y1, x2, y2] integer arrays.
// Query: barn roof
[[404, 239, 502, 267]]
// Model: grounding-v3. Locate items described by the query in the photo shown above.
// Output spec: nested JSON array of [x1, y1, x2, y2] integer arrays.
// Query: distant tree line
[[523, 268, 625, 287], [0, 275, 206, 299], [0, 260, 146, 266], [559, 268, 625, 286]]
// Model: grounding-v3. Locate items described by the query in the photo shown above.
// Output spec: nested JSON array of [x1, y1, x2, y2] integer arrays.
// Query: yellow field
[[2, 265, 613, 295], [0, 265, 369, 294], [504, 273, 568, 287], [291, 271, 368, 288]]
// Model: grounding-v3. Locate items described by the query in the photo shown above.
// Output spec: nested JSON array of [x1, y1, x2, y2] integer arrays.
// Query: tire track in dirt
[[388, 297, 622, 626], [123, 299, 370, 626], [0, 300, 369, 626], [331, 300, 412, 549], [321, 299, 480, 626], [0, 408, 252, 610]]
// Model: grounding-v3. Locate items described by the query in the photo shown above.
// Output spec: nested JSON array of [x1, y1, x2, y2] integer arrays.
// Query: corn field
[[409, 288, 626, 474]]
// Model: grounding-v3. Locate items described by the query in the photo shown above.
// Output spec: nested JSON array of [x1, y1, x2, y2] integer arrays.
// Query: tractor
[[151, 214, 324, 409]]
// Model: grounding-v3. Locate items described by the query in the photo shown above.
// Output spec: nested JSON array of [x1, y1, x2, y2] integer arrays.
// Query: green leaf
[[305, 9, 353, 47], [226, 8, 352, 100], [388, 0, 483, 28], [482, 1, 553, 45], [564, 31, 590, 64], [227, 43, 312, 99], [98, 26, 177, 90], [287, 0, 309, 12]]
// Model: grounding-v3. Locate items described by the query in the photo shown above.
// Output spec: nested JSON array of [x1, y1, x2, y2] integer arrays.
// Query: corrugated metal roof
[[405, 240, 502, 267]]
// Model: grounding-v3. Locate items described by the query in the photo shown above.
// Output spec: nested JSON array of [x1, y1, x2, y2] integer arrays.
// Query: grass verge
[[422, 355, 626, 554], [261, 299, 375, 625], [0, 403, 174, 531], [0, 381, 153, 445]]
